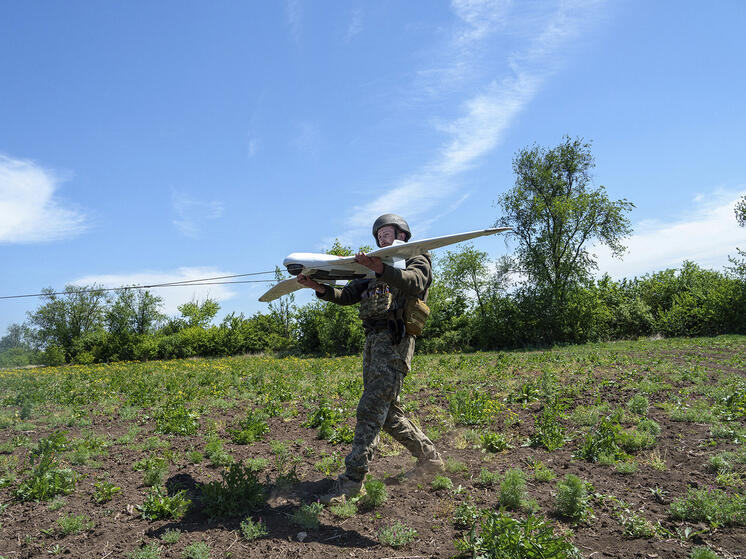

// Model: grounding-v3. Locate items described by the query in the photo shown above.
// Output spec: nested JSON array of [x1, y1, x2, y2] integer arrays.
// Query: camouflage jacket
[[316, 253, 432, 309]]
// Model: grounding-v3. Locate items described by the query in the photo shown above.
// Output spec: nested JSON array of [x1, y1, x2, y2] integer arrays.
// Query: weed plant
[[530, 404, 566, 451], [56, 513, 94, 535], [240, 516, 268, 540], [329, 500, 357, 519], [379, 521, 417, 548], [358, 478, 387, 510], [182, 541, 210, 559], [93, 480, 121, 503], [533, 462, 556, 482], [314, 451, 343, 476], [476, 468, 500, 487], [201, 462, 266, 520], [161, 528, 181, 544], [143, 459, 168, 487], [453, 501, 480, 529], [229, 409, 269, 444], [15, 442, 77, 502], [480, 431, 510, 453], [455, 511, 581, 558], [432, 475, 454, 491], [555, 474, 589, 522], [449, 389, 491, 425], [328, 425, 354, 444], [626, 395, 649, 416], [445, 457, 468, 474], [619, 508, 659, 538], [138, 486, 191, 520], [290, 501, 324, 530], [614, 461, 638, 475], [690, 547, 720, 559], [127, 543, 162, 559], [574, 416, 627, 463], [499, 468, 527, 510], [669, 487, 746, 526], [48, 496, 66, 510]]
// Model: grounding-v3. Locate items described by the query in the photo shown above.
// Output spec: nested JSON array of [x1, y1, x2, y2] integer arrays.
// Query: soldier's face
[[377, 225, 396, 247]]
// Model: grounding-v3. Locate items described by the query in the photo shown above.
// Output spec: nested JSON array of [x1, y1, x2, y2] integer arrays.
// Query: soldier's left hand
[[355, 252, 384, 274]]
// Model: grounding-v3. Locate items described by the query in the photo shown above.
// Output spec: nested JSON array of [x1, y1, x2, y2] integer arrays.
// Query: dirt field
[[0, 336, 744, 558]]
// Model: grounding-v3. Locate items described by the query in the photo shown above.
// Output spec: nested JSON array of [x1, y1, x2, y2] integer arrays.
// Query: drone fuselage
[[283, 252, 377, 282]]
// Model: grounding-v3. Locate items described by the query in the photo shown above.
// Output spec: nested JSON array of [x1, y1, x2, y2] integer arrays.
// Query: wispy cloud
[[73, 267, 243, 318], [171, 190, 224, 238], [345, 0, 603, 238], [291, 120, 322, 158], [0, 154, 89, 244], [594, 189, 746, 279], [285, 0, 302, 44], [346, 7, 363, 41]]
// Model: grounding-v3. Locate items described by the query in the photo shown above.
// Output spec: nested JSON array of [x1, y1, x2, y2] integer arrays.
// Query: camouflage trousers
[[343, 329, 440, 483]]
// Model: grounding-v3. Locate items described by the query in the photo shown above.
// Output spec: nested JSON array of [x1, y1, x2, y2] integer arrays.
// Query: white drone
[[258, 227, 511, 302]]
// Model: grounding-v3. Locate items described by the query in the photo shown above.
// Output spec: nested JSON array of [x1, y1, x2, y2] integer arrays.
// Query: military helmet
[[372, 213, 411, 246]]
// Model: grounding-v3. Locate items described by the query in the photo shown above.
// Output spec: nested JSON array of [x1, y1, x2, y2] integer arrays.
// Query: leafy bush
[[449, 389, 491, 425], [574, 416, 626, 462], [229, 409, 269, 444], [138, 486, 191, 520], [240, 516, 268, 541], [476, 468, 500, 487], [455, 511, 581, 558], [93, 480, 121, 503], [154, 400, 199, 435], [201, 462, 266, 520], [480, 431, 510, 453], [530, 404, 566, 451], [329, 500, 357, 519], [15, 431, 76, 502], [453, 502, 480, 529]]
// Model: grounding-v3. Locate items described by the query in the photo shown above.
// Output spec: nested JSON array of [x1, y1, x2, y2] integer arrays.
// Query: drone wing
[[366, 227, 511, 260], [258, 278, 304, 303]]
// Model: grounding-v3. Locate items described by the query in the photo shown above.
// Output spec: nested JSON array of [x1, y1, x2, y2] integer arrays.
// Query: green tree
[[27, 285, 108, 360], [440, 244, 492, 320], [496, 136, 634, 341], [178, 298, 220, 328], [728, 195, 746, 280], [735, 195, 746, 227]]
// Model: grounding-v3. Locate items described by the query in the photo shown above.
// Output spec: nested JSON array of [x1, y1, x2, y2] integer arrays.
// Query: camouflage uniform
[[317, 253, 441, 483]]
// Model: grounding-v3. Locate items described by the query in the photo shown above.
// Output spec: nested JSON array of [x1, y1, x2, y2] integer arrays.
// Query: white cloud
[[594, 189, 746, 279], [345, 1, 601, 238], [0, 154, 88, 243], [73, 267, 245, 318], [172, 190, 224, 238]]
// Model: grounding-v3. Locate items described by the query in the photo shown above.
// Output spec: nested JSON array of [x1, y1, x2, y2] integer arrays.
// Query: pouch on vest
[[403, 297, 430, 336], [358, 288, 393, 320]]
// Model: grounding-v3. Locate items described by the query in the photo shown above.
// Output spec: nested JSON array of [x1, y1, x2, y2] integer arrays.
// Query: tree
[[735, 195, 746, 227], [496, 136, 634, 340], [178, 298, 220, 328], [27, 285, 108, 359], [0, 323, 32, 351], [440, 244, 491, 320]]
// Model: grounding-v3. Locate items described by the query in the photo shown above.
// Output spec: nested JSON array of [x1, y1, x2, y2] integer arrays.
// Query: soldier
[[297, 214, 444, 504]]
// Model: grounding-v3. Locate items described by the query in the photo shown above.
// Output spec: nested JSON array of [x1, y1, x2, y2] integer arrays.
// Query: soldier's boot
[[402, 456, 445, 481], [319, 475, 365, 505]]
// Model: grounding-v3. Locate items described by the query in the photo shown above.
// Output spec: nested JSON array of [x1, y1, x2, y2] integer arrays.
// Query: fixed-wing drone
[[258, 227, 511, 302]]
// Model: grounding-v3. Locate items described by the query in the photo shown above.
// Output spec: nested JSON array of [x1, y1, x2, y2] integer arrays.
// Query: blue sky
[[2, 1, 745, 335]]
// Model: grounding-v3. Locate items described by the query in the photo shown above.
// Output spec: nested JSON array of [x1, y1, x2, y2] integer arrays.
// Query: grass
[[0, 336, 745, 556]]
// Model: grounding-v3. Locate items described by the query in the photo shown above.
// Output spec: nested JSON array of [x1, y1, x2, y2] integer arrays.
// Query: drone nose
[[286, 264, 304, 276]]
